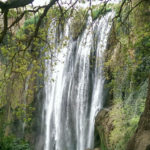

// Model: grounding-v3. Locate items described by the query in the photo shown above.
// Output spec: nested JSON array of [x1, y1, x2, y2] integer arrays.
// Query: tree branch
[[0, 0, 34, 10], [0, 9, 8, 42], [25, 0, 58, 51]]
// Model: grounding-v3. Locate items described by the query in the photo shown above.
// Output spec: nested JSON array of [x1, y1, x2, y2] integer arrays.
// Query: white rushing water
[[43, 12, 115, 150]]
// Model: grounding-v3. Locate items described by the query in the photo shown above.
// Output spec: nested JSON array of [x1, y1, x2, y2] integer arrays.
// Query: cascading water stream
[[42, 12, 115, 150]]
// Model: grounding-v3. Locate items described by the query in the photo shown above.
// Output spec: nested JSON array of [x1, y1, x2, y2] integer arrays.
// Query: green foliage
[[109, 99, 139, 150], [24, 15, 40, 27], [0, 5, 50, 143], [70, 8, 87, 40], [109, 80, 147, 150], [134, 34, 150, 84], [0, 136, 31, 150], [14, 104, 35, 123], [16, 14, 41, 38], [8, 10, 18, 18], [104, 23, 149, 148], [92, 4, 112, 20], [103, 1, 150, 149]]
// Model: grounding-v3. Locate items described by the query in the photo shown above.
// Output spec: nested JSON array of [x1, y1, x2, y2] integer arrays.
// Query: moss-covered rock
[[95, 108, 113, 150]]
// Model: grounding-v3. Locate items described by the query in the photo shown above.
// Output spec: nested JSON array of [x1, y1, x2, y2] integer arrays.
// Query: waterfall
[[42, 12, 114, 150]]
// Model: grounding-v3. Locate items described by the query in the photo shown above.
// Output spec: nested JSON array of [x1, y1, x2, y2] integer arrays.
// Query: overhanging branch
[[0, 0, 34, 10]]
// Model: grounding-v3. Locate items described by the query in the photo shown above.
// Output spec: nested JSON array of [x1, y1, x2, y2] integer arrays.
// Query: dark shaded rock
[[146, 145, 150, 150], [95, 108, 113, 150]]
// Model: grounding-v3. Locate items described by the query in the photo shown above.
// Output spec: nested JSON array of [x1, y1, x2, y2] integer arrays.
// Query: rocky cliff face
[[94, 0, 150, 150]]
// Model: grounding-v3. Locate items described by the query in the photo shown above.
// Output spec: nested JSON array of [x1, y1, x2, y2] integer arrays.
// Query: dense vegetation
[[0, 5, 88, 149], [95, 1, 150, 150], [0, 0, 150, 150], [0, 135, 31, 150]]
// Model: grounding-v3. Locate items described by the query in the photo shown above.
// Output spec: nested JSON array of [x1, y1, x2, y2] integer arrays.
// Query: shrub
[[0, 136, 31, 150]]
